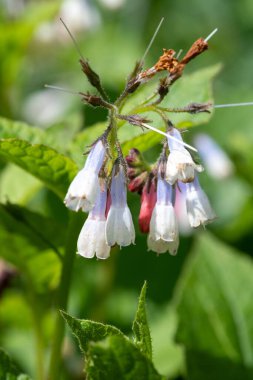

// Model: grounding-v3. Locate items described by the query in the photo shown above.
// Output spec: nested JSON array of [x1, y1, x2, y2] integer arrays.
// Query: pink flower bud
[[128, 172, 148, 194], [138, 180, 157, 233]]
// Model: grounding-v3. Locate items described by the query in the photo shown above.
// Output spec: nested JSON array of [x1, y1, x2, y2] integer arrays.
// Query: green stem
[[47, 212, 83, 380], [32, 309, 45, 380], [25, 277, 45, 380]]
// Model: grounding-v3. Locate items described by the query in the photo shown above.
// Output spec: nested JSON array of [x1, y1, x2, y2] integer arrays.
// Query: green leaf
[[151, 306, 184, 378], [61, 311, 123, 352], [0, 348, 32, 380], [69, 122, 107, 167], [132, 281, 152, 360], [162, 64, 222, 127], [0, 118, 48, 144], [174, 233, 253, 379], [0, 138, 77, 197], [86, 335, 163, 380], [0, 203, 64, 254], [0, 117, 80, 153], [0, 205, 61, 292]]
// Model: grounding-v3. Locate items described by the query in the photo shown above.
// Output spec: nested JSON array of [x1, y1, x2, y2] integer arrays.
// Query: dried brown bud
[[154, 49, 178, 72], [180, 38, 208, 65], [126, 79, 141, 93], [158, 77, 170, 98], [80, 93, 113, 109], [117, 114, 151, 127], [80, 59, 101, 88], [186, 102, 212, 114]]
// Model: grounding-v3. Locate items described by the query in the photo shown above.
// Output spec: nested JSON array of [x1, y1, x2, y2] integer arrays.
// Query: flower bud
[[138, 179, 157, 233]]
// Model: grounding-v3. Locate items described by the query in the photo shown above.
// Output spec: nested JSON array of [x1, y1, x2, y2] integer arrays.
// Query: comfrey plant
[[53, 21, 248, 259]]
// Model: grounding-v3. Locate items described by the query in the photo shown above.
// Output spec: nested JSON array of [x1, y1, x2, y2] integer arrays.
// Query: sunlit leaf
[[86, 335, 163, 380], [132, 281, 152, 360], [0, 117, 81, 153], [61, 311, 123, 352], [0, 138, 77, 197]]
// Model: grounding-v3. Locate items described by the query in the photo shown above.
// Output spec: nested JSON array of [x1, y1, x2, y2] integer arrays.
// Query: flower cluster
[[127, 126, 216, 255], [63, 27, 219, 259]]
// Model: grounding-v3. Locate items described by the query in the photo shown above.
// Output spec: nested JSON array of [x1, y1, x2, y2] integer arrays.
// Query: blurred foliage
[[0, 0, 252, 379]]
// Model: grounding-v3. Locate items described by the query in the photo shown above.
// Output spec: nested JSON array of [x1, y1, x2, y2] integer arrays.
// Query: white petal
[[186, 187, 216, 228], [64, 169, 99, 212], [166, 149, 202, 184], [106, 206, 135, 247], [149, 204, 178, 242], [147, 235, 179, 255], [77, 218, 110, 259]]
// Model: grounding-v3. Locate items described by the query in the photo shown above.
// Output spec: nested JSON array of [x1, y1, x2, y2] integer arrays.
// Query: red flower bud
[[139, 180, 157, 233], [128, 172, 148, 193]]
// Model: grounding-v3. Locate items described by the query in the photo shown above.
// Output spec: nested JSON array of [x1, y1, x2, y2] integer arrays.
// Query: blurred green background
[[0, 0, 253, 379]]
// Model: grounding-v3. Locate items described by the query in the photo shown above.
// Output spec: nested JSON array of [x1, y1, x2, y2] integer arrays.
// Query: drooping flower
[[77, 185, 110, 259], [174, 184, 192, 236], [147, 235, 179, 256], [138, 178, 157, 233], [194, 133, 233, 179], [166, 127, 203, 185], [106, 166, 135, 247], [148, 174, 179, 255], [184, 176, 216, 227], [64, 140, 106, 212]]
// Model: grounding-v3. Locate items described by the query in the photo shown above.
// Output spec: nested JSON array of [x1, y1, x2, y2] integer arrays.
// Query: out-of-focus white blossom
[[185, 176, 216, 227], [60, 0, 101, 32], [99, 0, 126, 10], [106, 167, 135, 247], [64, 140, 105, 212], [166, 128, 203, 184], [194, 133, 233, 179]]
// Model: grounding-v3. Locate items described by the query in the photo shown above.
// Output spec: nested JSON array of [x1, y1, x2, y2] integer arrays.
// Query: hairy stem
[[47, 212, 83, 380]]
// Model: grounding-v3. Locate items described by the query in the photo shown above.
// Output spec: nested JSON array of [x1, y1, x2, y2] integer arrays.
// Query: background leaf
[[0, 348, 32, 380], [174, 233, 253, 379]]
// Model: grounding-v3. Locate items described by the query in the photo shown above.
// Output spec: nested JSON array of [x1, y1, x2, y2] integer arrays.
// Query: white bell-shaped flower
[[106, 166, 135, 247], [148, 235, 179, 256], [148, 175, 179, 255], [64, 140, 105, 212], [166, 127, 203, 185], [149, 175, 178, 241], [77, 187, 110, 259], [185, 176, 216, 227]]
